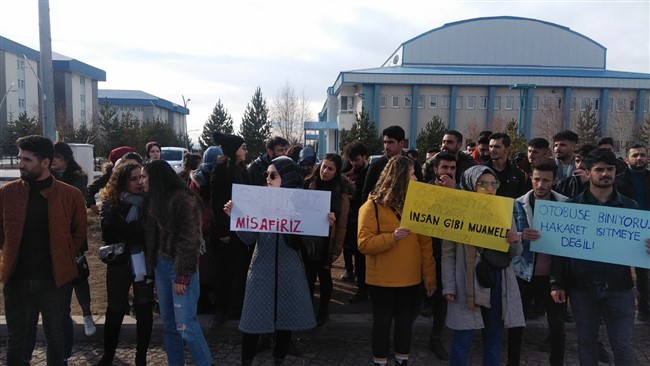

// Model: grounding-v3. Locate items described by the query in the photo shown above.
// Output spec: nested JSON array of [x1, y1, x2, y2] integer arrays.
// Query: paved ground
[[3, 314, 649, 365]]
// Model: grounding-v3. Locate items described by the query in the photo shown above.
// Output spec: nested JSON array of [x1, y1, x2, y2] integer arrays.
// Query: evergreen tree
[[505, 118, 527, 156], [139, 118, 184, 148], [415, 115, 446, 161], [239, 87, 271, 162], [575, 102, 601, 146], [199, 99, 234, 150], [339, 107, 382, 155], [1, 112, 41, 156]]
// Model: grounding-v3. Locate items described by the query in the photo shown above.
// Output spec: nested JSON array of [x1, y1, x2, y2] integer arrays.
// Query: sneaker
[[83, 315, 96, 337]]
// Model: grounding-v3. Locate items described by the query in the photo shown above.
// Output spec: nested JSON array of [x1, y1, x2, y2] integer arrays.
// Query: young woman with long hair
[[142, 160, 212, 366], [303, 153, 355, 326], [98, 162, 153, 366], [358, 156, 436, 366]]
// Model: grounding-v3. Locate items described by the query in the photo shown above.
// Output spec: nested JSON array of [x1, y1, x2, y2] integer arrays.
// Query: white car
[[161, 147, 189, 173]]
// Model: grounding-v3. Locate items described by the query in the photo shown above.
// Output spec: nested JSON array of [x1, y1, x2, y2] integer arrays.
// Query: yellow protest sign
[[401, 181, 514, 251]]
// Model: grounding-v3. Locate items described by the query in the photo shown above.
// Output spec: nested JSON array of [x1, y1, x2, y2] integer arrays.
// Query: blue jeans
[[3, 279, 67, 366], [450, 268, 503, 366], [155, 257, 212, 366], [570, 286, 635, 366]]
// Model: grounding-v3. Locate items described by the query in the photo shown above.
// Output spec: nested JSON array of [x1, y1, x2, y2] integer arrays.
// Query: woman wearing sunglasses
[[441, 165, 524, 366], [224, 156, 322, 366]]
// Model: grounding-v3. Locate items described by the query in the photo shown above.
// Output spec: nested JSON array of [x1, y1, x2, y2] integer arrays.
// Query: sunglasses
[[476, 180, 500, 189], [263, 171, 279, 180]]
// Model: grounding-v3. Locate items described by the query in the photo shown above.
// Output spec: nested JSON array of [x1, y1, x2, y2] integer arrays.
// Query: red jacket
[[0, 177, 87, 288]]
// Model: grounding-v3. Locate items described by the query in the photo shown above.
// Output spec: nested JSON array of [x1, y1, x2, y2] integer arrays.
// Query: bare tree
[[536, 106, 565, 142], [463, 118, 484, 143], [270, 81, 311, 145], [608, 107, 635, 153]]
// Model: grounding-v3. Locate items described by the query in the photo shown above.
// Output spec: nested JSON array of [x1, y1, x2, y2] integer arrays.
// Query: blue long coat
[[237, 231, 316, 333]]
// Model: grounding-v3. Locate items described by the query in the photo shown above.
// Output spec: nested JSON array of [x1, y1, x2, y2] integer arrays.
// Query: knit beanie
[[109, 146, 137, 164], [212, 132, 245, 158], [298, 146, 317, 165], [271, 156, 304, 189]]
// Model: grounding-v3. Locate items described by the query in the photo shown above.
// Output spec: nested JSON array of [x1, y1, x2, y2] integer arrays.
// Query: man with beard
[[507, 159, 567, 366], [487, 132, 527, 199], [518, 137, 550, 177], [247, 136, 289, 186], [550, 148, 649, 365], [615, 144, 650, 322], [361, 125, 422, 201], [425, 152, 458, 360], [0, 135, 87, 366], [440, 130, 476, 182], [552, 130, 579, 182]]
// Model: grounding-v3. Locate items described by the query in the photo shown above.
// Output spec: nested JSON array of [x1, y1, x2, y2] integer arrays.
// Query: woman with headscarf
[[358, 156, 436, 366], [302, 153, 355, 326], [210, 132, 251, 324], [142, 160, 213, 366], [441, 165, 524, 366], [144, 141, 161, 162], [98, 162, 153, 366], [224, 156, 319, 366]]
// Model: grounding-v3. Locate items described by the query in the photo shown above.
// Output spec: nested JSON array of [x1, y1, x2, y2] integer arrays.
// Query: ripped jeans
[[154, 257, 212, 366]]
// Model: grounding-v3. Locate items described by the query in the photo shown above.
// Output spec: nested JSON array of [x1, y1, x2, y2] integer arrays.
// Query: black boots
[[349, 290, 368, 303]]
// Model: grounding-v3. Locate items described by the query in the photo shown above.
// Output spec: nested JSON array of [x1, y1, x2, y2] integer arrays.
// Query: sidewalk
[[2, 314, 650, 365]]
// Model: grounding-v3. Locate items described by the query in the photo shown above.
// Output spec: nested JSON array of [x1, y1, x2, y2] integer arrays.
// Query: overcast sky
[[1, 0, 648, 141]]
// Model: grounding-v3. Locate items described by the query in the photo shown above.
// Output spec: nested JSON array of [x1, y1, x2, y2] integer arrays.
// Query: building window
[[379, 94, 387, 108], [417, 96, 424, 109], [505, 96, 514, 110], [580, 99, 589, 111], [391, 95, 400, 108], [543, 97, 551, 110], [532, 97, 539, 111], [340, 96, 354, 113], [456, 96, 463, 110], [467, 96, 475, 110], [404, 96, 412, 108], [17, 59, 24, 70], [570, 98, 576, 111], [479, 96, 488, 110], [493, 96, 501, 110], [18, 98, 25, 108], [593, 99, 600, 111], [556, 98, 563, 110], [630, 100, 636, 111], [645, 99, 649, 112], [430, 96, 438, 109], [442, 96, 450, 109], [80, 109, 86, 123], [608, 98, 613, 112], [18, 80, 25, 89], [616, 99, 624, 112]]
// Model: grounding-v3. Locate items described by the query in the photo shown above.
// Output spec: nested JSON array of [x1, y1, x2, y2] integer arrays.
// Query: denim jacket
[[512, 190, 568, 282]]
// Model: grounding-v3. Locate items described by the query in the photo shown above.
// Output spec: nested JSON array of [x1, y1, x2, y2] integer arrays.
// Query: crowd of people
[[0, 126, 649, 366]]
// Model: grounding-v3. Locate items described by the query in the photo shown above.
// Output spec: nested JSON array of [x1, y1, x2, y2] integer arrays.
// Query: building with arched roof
[[316, 16, 650, 154]]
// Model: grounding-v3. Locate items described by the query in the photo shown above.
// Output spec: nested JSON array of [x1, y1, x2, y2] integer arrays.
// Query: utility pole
[[38, 0, 57, 140]]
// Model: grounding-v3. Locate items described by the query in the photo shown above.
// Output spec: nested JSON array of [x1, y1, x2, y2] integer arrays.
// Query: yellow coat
[[358, 198, 436, 290]]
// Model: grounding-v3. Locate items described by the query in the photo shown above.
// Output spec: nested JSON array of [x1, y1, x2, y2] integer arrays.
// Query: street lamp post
[[0, 82, 17, 111], [509, 84, 536, 136]]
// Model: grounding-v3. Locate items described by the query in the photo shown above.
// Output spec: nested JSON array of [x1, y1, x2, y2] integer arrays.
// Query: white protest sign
[[230, 184, 331, 237]]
